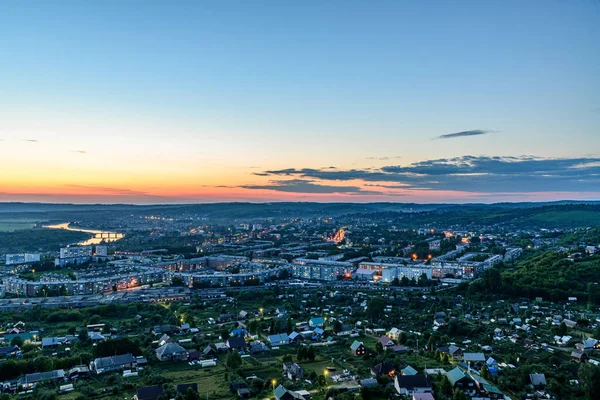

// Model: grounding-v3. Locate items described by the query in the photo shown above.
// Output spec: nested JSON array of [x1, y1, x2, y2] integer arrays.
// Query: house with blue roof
[[309, 317, 324, 328], [231, 329, 247, 337], [268, 333, 290, 346]]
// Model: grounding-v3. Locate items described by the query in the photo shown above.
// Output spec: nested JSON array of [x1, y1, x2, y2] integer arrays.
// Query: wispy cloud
[[66, 184, 159, 197], [239, 179, 382, 194], [24, 139, 39, 143], [434, 129, 493, 140], [365, 156, 401, 161], [72, 150, 87, 154]]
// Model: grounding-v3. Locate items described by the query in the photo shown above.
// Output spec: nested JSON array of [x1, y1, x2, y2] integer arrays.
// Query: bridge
[[93, 232, 124, 239]]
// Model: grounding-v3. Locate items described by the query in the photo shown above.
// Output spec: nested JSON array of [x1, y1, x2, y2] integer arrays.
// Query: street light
[[272, 379, 277, 391]]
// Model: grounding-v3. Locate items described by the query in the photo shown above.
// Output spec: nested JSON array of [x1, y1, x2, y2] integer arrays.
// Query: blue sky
[[0, 1, 599, 203]]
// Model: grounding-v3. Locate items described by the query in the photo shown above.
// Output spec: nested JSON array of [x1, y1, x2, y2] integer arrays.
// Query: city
[[0, 202, 599, 400], [1, 1, 599, 400]]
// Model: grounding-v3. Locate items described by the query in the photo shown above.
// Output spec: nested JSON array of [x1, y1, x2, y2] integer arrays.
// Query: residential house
[[371, 361, 396, 377], [387, 327, 401, 340], [584, 338, 599, 350], [563, 319, 577, 329], [274, 384, 307, 400], [572, 350, 588, 363], [350, 341, 366, 356], [67, 366, 91, 380], [249, 341, 268, 354], [379, 336, 395, 348], [227, 337, 246, 350], [90, 353, 136, 374], [288, 332, 300, 343], [434, 312, 447, 326], [135, 385, 164, 400], [360, 378, 378, 388], [41, 337, 62, 348], [283, 362, 304, 380], [401, 365, 418, 376], [156, 342, 188, 362], [394, 375, 433, 395], [309, 317, 325, 328], [203, 345, 216, 358], [446, 368, 475, 396], [20, 370, 66, 389], [412, 393, 436, 400], [157, 334, 171, 347], [0, 345, 21, 359], [529, 373, 547, 389], [391, 344, 408, 354], [463, 352, 486, 365], [470, 373, 504, 399], [269, 333, 290, 346]]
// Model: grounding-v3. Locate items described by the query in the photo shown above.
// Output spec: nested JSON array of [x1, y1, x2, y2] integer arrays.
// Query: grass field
[[0, 218, 45, 232]]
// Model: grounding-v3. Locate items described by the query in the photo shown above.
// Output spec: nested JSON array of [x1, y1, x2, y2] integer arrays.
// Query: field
[[0, 218, 45, 232], [525, 210, 600, 226], [0, 228, 92, 253]]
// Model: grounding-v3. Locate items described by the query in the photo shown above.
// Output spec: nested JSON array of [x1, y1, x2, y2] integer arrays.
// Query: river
[[44, 223, 124, 245]]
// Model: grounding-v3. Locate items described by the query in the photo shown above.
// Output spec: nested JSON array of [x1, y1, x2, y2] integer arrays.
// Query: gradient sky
[[1, 0, 599, 203]]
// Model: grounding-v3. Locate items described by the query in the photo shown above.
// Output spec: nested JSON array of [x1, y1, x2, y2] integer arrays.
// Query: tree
[[226, 352, 242, 370], [557, 321, 568, 336], [278, 269, 290, 280], [398, 332, 408, 344], [453, 389, 468, 400], [366, 297, 385, 322], [282, 354, 293, 363], [480, 364, 491, 380], [440, 376, 453, 396], [333, 320, 343, 333], [316, 375, 327, 387], [184, 387, 198, 400], [247, 320, 259, 335], [579, 363, 600, 399], [10, 336, 23, 347], [220, 328, 230, 340], [171, 277, 185, 287]]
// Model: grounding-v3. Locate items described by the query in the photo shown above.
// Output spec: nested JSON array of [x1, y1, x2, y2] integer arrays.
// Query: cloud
[[66, 184, 160, 197], [365, 156, 401, 161], [239, 179, 382, 194], [254, 156, 600, 193], [24, 139, 39, 143], [434, 129, 493, 140], [72, 150, 87, 154]]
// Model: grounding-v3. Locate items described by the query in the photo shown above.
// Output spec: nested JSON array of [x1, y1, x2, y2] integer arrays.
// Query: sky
[[1, 0, 599, 204]]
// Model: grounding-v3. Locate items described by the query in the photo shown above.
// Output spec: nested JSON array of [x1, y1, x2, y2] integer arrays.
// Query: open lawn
[[0, 218, 45, 232]]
